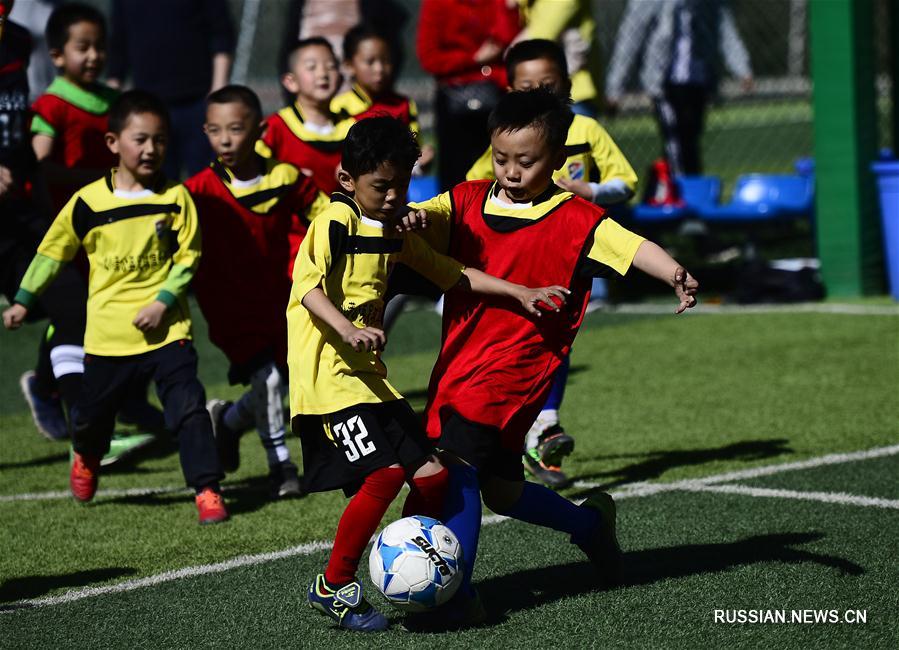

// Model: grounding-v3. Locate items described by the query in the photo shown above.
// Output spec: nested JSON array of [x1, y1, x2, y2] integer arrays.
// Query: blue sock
[[442, 464, 481, 596], [503, 481, 598, 545], [544, 355, 570, 412]]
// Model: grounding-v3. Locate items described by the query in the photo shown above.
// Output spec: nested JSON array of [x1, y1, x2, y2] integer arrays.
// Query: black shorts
[[293, 400, 434, 496], [437, 410, 524, 482]]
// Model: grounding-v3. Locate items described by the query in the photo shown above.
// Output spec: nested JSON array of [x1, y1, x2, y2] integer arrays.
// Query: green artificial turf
[[1, 304, 897, 648]]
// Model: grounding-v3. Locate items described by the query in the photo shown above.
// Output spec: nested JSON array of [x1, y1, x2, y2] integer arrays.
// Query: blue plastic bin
[[871, 160, 899, 300]]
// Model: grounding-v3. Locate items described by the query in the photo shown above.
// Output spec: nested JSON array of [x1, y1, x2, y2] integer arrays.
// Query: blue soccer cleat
[[307, 574, 389, 632], [19, 370, 68, 440]]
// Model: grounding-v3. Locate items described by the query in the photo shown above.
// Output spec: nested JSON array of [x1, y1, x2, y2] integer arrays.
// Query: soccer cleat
[[100, 432, 156, 467], [534, 424, 575, 468], [307, 574, 389, 632], [195, 487, 229, 525], [206, 399, 240, 472], [523, 448, 572, 490], [19, 371, 69, 440], [70, 451, 101, 502], [575, 492, 622, 589], [402, 588, 487, 631], [268, 462, 302, 500]]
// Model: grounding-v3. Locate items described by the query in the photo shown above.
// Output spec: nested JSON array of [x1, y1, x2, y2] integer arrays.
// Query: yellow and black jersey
[[412, 180, 645, 279], [287, 193, 464, 416], [466, 113, 637, 201], [16, 171, 200, 356]]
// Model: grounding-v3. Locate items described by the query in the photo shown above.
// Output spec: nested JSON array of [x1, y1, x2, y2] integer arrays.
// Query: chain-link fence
[[74, 0, 894, 198]]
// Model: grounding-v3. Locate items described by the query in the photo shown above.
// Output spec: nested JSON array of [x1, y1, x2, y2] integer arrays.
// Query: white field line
[[0, 479, 263, 504], [679, 484, 899, 509], [573, 443, 899, 492], [2, 444, 897, 613], [606, 303, 899, 316]]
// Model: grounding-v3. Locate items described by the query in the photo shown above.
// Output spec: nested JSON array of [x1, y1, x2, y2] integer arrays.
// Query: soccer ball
[[369, 515, 463, 612]]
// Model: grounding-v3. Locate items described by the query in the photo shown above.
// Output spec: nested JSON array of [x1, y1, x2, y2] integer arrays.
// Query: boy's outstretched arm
[[301, 286, 386, 352], [456, 268, 570, 317], [632, 241, 699, 313]]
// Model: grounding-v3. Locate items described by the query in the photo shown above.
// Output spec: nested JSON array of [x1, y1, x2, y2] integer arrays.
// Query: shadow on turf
[[572, 438, 793, 493], [461, 531, 863, 629], [0, 567, 137, 605], [100, 475, 298, 516], [0, 451, 70, 471]]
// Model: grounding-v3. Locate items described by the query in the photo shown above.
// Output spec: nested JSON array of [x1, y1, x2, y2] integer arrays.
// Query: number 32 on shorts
[[333, 415, 377, 462]]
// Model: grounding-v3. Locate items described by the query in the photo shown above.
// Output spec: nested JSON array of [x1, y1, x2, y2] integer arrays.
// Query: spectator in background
[[106, 0, 235, 178], [9, 0, 59, 102], [605, 0, 753, 176], [511, 0, 605, 119], [417, 0, 520, 192]]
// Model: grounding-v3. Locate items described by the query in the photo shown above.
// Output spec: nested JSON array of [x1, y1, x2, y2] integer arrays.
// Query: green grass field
[[1, 302, 898, 648]]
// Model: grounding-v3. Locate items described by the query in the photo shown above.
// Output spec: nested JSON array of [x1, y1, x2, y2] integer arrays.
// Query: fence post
[[810, 0, 883, 296]]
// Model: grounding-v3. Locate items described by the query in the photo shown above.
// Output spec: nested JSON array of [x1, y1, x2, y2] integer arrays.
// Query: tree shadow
[[0, 451, 70, 471], [0, 567, 137, 606], [405, 531, 860, 631], [572, 438, 793, 493]]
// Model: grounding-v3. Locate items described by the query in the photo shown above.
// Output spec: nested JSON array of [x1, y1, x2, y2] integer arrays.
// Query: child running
[[21, 2, 163, 458], [259, 37, 355, 195], [289, 116, 567, 631], [3, 90, 228, 524], [409, 88, 698, 627], [185, 85, 328, 498], [466, 38, 640, 488]]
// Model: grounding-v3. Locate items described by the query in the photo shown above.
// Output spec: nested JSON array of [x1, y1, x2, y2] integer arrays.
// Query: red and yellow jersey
[[331, 84, 420, 134], [413, 180, 644, 445], [31, 77, 118, 209], [184, 156, 328, 368], [257, 103, 355, 195]]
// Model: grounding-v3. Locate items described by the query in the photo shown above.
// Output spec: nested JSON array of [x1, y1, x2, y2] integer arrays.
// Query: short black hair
[[46, 2, 106, 52], [342, 24, 390, 62], [487, 87, 573, 153], [505, 39, 569, 84], [108, 90, 170, 135], [207, 84, 263, 123], [282, 36, 338, 74], [341, 116, 420, 178]]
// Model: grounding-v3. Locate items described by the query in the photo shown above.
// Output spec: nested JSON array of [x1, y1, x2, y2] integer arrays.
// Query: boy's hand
[[518, 286, 570, 316], [340, 324, 387, 352], [0, 165, 14, 199], [556, 177, 593, 201], [133, 301, 168, 332], [3, 304, 28, 329], [396, 208, 429, 233], [673, 266, 699, 314]]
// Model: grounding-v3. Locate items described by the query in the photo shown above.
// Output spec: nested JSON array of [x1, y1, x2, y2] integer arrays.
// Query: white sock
[[525, 410, 560, 450]]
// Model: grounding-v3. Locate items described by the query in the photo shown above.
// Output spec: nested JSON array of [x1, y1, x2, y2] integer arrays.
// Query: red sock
[[402, 467, 449, 519], [325, 466, 405, 586]]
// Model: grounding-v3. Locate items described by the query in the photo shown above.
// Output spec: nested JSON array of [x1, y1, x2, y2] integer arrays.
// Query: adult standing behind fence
[[417, 0, 520, 192], [106, 0, 234, 179], [605, 0, 753, 176]]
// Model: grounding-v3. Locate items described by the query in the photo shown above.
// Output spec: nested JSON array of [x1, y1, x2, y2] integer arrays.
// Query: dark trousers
[[435, 85, 496, 192], [73, 340, 223, 489], [163, 97, 213, 180], [654, 83, 709, 176]]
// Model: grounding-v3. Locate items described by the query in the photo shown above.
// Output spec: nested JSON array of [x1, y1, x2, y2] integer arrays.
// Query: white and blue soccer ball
[[369, 515, 463, 612]]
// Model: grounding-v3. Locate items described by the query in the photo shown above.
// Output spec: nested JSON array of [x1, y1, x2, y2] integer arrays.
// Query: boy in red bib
[[259, 37, 354, 195], [409, 88, 698, 626]]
